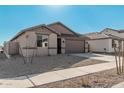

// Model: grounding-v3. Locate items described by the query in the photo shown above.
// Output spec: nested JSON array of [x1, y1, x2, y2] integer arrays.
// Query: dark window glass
[[37, 35, 48, 47]]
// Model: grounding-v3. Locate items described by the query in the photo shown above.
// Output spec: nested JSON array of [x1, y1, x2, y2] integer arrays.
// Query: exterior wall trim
[[88, 38, 110, 41], [48, 47, 57, 49]]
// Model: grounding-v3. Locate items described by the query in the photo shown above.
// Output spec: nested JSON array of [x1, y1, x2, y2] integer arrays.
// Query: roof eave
[[10, 24, 60, 41]]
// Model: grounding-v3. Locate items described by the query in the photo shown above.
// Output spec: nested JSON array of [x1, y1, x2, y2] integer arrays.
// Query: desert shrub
[[81, 77, 91, 88]]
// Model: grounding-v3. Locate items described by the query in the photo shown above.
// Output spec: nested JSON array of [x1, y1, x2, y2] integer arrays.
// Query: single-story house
[[85, 28, 124, 53], [4, 22, 88, 56]]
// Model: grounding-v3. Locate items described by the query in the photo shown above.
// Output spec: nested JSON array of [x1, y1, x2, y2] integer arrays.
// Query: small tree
[[113, 39, 124, 75]]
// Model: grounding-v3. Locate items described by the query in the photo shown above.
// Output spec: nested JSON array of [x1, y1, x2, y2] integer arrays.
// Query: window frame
[[37, 34, 49, 48], [112, 39, 116, 48]]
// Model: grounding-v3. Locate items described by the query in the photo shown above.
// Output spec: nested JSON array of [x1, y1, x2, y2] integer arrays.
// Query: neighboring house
[[85, 28, 124, 53], [4, 22, 87, 56]]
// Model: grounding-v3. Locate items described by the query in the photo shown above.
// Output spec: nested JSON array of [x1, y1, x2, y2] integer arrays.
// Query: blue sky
[[1, 5, 124, 45]]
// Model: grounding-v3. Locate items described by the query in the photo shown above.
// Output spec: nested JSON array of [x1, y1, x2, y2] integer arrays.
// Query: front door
[[57, 38, 61, 54]]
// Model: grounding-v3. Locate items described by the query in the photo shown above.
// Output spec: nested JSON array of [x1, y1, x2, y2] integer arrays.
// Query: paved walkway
[[71, 53, 116, 62], [0, 62, 116, 88]]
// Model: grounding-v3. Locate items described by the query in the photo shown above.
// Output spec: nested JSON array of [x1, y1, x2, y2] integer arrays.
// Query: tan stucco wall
[[48, 33, 57, 55], [11, 27, 58, 56], [4, 41, 19, 55], [15, 31, 37, 56]]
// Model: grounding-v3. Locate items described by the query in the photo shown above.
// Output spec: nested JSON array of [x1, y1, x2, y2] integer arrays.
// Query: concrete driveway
[[71, 53, 116, 62]]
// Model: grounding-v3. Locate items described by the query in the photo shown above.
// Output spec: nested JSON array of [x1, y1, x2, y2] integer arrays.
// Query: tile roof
[[85, 32, 110, 39], [10, 22, 80, 41], [47, 22, 79, 37], [84, 28, 124, 40], [10, 24, 61, 41]]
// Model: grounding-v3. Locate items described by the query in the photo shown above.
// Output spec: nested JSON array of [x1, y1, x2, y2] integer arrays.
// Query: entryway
[[57, 38, 61, 54]]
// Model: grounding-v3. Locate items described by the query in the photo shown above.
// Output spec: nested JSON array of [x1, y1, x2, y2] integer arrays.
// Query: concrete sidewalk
[[0, 62, 116, 88]]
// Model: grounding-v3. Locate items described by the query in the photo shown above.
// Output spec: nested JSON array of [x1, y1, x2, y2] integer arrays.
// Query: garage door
[[66, 40, 84, 53]]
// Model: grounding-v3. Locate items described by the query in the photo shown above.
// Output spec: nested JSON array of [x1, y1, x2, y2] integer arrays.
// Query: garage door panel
[[66, 40, 84, 53]]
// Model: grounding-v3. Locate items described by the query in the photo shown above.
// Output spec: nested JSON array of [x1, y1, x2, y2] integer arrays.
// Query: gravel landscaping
[[36, 68, 124, 88], [0, 54, 107, 79]]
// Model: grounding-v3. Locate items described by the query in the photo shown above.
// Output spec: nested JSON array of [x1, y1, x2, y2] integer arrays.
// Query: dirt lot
[[0, 54, 107, 79], [37, 68, 124, 88]]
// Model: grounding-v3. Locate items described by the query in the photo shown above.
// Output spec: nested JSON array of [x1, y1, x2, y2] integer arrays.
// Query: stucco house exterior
[[85, 28, 124, 53], [4, 22, 87, 57]]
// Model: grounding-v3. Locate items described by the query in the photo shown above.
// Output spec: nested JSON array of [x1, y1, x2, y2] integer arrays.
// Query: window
[[37, 35, 48, 47], [112, 39, 116, 48]]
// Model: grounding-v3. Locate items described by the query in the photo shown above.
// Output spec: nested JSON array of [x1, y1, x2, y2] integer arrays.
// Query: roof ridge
[[47, 21, 79, 36]]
